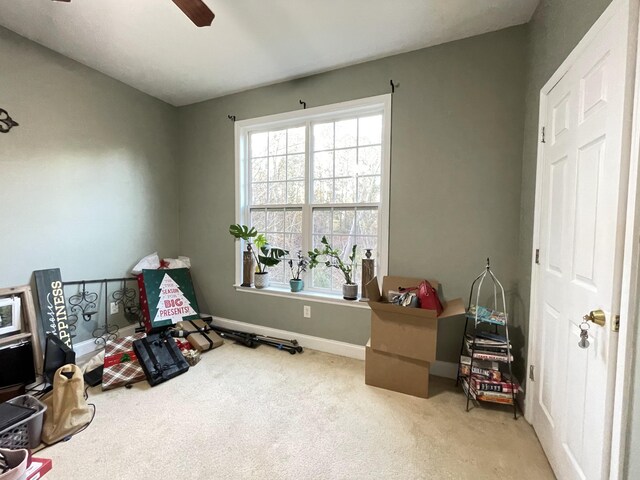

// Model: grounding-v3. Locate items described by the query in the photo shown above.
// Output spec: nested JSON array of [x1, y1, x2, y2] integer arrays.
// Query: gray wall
[[177, 26, 527, 364], [0, 26, 180, 342]]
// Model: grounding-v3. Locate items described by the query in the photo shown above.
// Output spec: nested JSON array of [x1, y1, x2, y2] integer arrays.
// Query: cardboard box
[[175, 319, 223, 352], [365, 340, 430, 398], [366, 276, 465, 362]]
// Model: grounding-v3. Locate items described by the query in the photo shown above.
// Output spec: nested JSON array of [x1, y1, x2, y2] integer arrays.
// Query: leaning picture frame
[[0, 296, 22, 336]]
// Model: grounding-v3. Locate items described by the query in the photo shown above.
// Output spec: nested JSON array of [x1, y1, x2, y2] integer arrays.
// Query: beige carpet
[[41, 343, 554, 479]]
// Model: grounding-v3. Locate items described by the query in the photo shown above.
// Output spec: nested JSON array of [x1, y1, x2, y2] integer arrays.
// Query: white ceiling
[[0, 0, 539, 106]]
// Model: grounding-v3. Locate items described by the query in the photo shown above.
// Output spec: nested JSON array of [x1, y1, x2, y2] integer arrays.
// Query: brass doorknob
[[583, 309, 606, 327]]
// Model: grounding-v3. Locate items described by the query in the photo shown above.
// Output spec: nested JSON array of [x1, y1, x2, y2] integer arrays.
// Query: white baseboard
[[72, 324, 137, 358], [207, 315, 459, 379], [208, 315, 366, 360]]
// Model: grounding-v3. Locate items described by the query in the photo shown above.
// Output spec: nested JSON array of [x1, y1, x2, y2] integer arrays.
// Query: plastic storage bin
[[0, 395, 47, 449]]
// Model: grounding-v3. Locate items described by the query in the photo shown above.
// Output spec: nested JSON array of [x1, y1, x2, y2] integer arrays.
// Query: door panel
[[573, 137, 604, 286], [540, 302, 562, 426]]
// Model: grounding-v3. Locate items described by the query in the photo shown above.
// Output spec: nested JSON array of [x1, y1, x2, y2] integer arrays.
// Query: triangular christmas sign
[[140, 268, 200, 332], [153, 274, 198, 324]]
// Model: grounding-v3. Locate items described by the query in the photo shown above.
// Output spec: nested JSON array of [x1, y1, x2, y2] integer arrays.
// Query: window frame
[[234, 94, 391, 299]]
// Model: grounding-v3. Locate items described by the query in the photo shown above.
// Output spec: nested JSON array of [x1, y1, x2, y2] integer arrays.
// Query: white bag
[[131, 252, 161, 275], [0, 449, 28, 480]]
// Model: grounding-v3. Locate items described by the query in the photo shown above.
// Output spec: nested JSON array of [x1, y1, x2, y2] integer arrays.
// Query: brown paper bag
[[41, 364, 92, 445]]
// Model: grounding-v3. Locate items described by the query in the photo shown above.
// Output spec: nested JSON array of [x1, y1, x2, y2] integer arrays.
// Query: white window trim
[[234, 94, 391, 301]]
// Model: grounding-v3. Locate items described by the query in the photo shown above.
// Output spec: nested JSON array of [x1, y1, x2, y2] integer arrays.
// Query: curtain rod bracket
[[299, 100, 307, 109], [389, 80, 398, 94], [228, 115, 236, 122]]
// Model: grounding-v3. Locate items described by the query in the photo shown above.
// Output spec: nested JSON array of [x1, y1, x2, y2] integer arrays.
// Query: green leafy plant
[[288, 250, 309, 280], [308, 236, 357, 284], [254, 233, 288, 273], [229, 224, 288, 273], [229, 224, 258, 242]]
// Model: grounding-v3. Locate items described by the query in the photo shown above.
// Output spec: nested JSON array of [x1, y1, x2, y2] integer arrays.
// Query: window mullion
[[303, 119, 312, 267]]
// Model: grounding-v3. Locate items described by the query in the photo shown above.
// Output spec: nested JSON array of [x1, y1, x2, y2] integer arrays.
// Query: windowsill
[[233, 284, 371, 309]]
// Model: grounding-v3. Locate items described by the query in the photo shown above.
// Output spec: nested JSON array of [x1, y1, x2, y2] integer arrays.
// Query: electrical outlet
[[110, 302, 119, 315], [303, 305, 311, 318]]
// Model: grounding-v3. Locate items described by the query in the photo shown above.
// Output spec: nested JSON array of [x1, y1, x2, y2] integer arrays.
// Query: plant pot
[[342, 283, 358, 300], [254, 272, 269, 289], [290, 279, 304, 292]]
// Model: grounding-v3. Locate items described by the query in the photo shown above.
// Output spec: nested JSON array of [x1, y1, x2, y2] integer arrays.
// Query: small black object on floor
[[133, 334, 189, 387], [199, 320, 303, 355], [83, 366, 104, 388]]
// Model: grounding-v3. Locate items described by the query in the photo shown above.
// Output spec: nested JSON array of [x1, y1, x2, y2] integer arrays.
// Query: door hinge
[[613, 314, 620, 332], [529, 365, 535, 381], [541, 127, 546, 144], [535, 249, 540, 265]]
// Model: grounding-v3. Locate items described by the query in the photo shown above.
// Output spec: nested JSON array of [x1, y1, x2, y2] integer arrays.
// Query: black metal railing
[[62, 277, 144, 345]]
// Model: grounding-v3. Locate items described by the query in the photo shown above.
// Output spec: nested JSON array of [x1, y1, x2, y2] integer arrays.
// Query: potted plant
[[229, 224, 288, 289], [288, 251, 309, 292], [229, 224, 258, 286], [253, 234, 288, 289], [308, 236, 358, 300]]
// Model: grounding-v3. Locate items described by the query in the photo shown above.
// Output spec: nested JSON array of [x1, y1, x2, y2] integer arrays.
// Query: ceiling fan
[[51, 0, 215, 27]]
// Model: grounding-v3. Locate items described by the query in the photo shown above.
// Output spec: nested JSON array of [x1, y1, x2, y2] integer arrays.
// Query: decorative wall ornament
[[63, 276, 143, 346], [0, 108, 19, 133], [111, 281, 144, 325], [68, 282, 98, 322]]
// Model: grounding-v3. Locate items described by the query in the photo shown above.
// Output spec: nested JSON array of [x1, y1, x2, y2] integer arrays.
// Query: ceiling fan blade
[[171, 0, 215, 27]]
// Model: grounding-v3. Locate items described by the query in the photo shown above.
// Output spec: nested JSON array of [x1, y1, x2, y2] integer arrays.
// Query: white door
[[530, 2, 636, 479]]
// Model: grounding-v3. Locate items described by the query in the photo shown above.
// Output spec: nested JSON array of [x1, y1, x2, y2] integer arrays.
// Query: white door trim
[[611, 0, 640, 475], [526, 1, 640, 478]]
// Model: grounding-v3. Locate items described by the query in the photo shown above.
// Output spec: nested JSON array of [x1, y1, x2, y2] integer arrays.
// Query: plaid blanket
[[102, 333, 147, 390]]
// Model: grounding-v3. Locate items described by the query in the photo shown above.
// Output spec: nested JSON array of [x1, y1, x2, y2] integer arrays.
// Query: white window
[[235, 94, 391, 297]]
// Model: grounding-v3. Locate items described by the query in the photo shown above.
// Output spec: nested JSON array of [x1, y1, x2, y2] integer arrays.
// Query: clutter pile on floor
[[0, 257, 302, 479]]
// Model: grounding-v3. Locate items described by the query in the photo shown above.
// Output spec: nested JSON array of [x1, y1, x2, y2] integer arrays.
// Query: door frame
[[525, 0, 640, 478]]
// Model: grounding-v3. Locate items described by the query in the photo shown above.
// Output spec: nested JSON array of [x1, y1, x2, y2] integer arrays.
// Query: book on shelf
[[464, 335, 511, 354], [464, 342, 513, 362], [459, 355, 501, 381], [471, 375, 520, 394], [475, 390, 515, 405], [467, 333, 510, 347], [461, 377, 475, 399], [467, 304, 507, 325], [462, 377, 515, 405], [474, 331, 508, 343]]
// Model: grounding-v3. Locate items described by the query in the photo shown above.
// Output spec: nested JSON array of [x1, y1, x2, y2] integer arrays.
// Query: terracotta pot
[[342, 283, 358, 300], [254, 272, 270, 289]]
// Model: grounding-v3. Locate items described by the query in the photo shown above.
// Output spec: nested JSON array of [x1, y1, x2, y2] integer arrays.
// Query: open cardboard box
[[365, 339, 431, 398], [366, 276, 465, 363]]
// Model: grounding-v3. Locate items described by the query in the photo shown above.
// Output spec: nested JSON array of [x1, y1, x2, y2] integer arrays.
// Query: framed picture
[[0, 296, 22, 336]]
